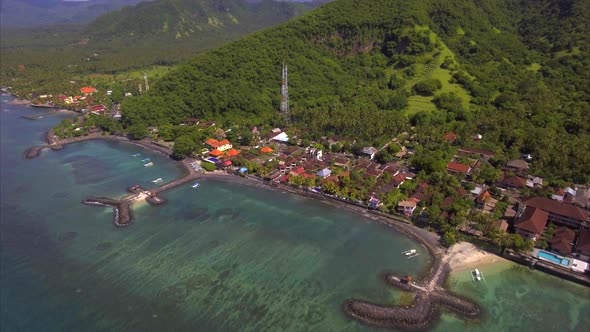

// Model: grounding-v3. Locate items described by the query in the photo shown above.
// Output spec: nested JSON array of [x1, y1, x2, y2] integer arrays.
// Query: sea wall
[[502, 251, 590, 287]]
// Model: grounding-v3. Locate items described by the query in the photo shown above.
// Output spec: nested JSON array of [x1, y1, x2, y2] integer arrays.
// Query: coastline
[[25, 130, 486, 330]]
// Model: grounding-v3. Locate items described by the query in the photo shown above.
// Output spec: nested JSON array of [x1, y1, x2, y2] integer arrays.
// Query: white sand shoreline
[[447, 242, 509, 272]]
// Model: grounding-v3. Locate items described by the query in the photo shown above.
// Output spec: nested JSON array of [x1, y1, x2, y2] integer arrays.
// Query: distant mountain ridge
[[0, 0, 151, 28], [86, 0, 320, 41]]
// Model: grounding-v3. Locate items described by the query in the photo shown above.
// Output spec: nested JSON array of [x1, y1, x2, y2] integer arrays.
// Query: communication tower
[[280, 63, 290, 123]]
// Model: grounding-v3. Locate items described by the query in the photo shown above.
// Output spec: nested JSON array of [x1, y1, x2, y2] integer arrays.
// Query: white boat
[[152, 178, 163, 184], [471, 269, 484, 281], [142, 158, 151, 162], [144, 162, 154, 167], [402, 249, 419, 258], [404, 249, 417, 256], [192, 182, 200, 188], [132, 153, 140, 157]]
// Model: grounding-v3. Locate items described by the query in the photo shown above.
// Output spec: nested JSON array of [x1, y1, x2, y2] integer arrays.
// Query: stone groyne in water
[[82, 197, 134, 227], [344, 267, 480, 330]]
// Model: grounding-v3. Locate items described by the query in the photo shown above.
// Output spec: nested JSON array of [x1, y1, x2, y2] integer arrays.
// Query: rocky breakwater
[[82, 197, 134, 227], [344, 245, 481, 330]]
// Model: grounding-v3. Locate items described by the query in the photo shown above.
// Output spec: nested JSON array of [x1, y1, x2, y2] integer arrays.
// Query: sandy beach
[[447, 242, 507, 272]]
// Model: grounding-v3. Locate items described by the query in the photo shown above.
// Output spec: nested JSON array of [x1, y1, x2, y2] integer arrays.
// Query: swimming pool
[[537, 250, 570, 266]]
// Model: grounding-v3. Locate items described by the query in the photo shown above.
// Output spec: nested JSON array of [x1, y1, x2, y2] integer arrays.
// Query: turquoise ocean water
[[1, 94, 588, 331]]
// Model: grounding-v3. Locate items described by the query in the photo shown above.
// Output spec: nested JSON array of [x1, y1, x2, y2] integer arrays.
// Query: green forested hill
[[87, 0, 316, 41], [122, 0, 590, 182], [0, 0, 323, 94]]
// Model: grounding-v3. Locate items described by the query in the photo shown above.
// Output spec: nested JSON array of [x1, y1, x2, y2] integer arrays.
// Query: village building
[[526, 175, 543, 188], [80, 86, 97, 95], [398, 199, 417, 216], [446, 161, 471, 175], [498, 174, 527, 189], [206, 138, 232, 152], [260, 146, 274, 154], [332, 155, 350, 168], [90, 104, 107, 114], [362, 146, 378, 160], [504, 159, 530, 174], [271, 132, 289, 143], [316, 168, 332, 178], [514, 206, 549, 241], [491, 219, 509, 233]]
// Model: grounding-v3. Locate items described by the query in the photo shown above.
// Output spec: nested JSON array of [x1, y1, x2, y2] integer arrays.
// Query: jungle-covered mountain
[[0, 0, 151, 28], [122, 0, 590, 183], [0, 0, 324, 94], [86, 0, 320, 42]]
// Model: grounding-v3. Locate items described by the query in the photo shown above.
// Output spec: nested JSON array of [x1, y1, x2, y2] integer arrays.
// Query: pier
[[344, 243, 481, 330], [26, 129, 204, 226]]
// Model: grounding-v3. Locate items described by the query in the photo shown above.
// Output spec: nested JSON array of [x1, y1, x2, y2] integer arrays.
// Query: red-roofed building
[[523, 197, 588, 228], [575, 228, 590, 258], [206, 138, 232, 151], [447, 162, 471, 175], [392, 173, 406, 188], [290, 167, 305, 176], [260, 146, 274, 153], [225, 149, 240, 157], [514, 207, 549, 241], [209, 149, 224, 157], [90, 104, 107, 114], [80, 86, 97, 95], [499, 175, 526, 189], [549, 227, 575, 256]]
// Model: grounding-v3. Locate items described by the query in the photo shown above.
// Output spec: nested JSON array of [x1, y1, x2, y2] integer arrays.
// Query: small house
[[316, 168, 332, 178], [398, 199, 417, 216], [362, 147, 378, 160]]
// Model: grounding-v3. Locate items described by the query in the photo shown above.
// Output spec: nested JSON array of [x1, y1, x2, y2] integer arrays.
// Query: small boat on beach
[[471, 269, 484, 281], [144, 162, 154, 167], [152, 178, 163, 184], [192, 182, 200, 188]]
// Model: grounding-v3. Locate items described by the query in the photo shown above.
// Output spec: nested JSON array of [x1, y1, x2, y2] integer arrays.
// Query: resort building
[[575, 228, 590, 260], [548, 227, 576, 256], [206, 138, 232, 152], [514, 206, 548, 241], [523, 197, 589, 228]]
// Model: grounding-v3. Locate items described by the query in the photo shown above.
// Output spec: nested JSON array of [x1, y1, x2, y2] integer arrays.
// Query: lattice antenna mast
[[144, 73, 149, 92], [280, 62, 290, 123]]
